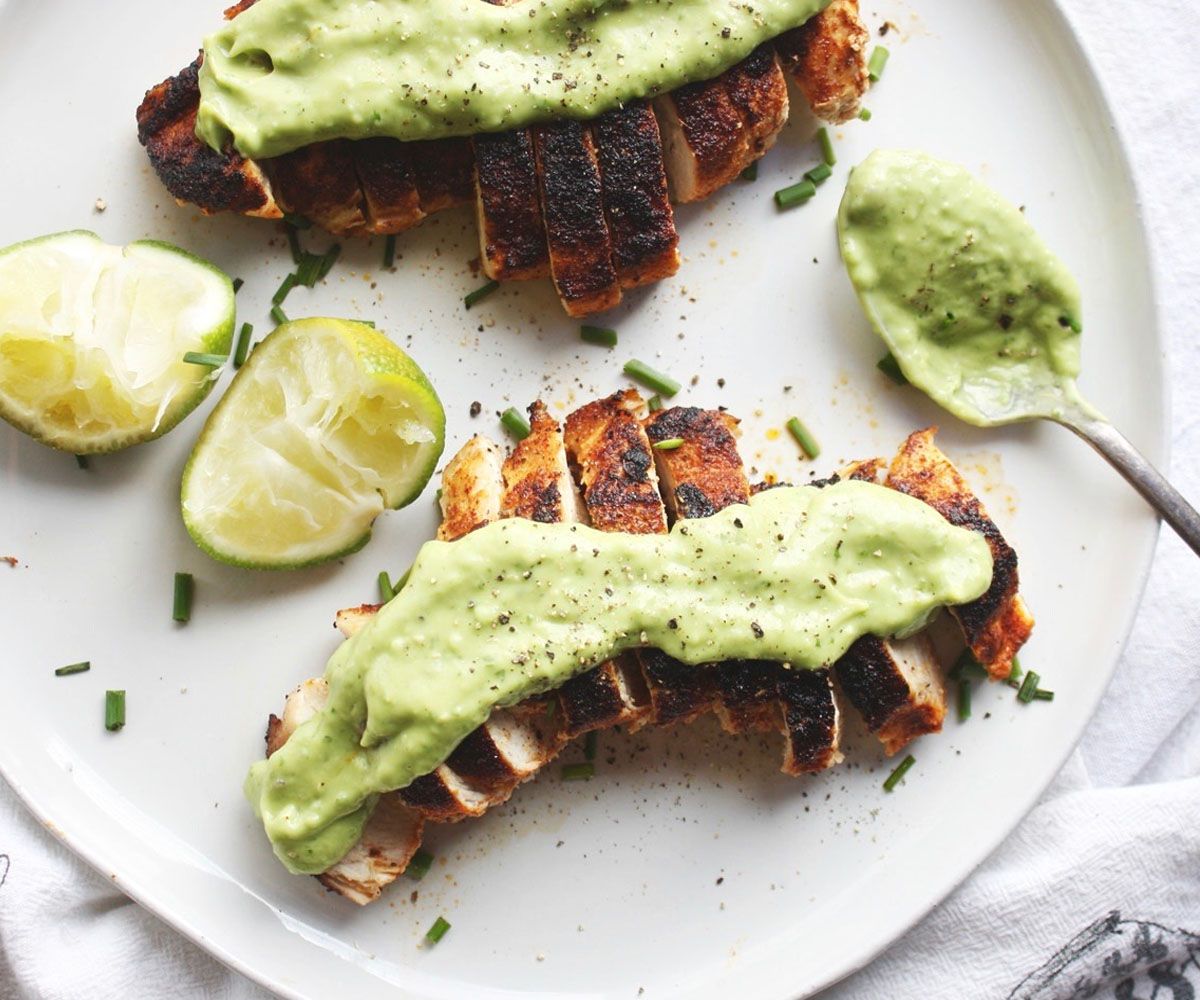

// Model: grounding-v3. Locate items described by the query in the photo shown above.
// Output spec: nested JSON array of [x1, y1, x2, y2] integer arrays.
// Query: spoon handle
[[1057, 413, 1200, 557]]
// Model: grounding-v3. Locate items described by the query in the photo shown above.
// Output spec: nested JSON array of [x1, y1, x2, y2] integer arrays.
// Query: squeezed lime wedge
[[0, 231, 235, 452], [181, 318, 445, 569]]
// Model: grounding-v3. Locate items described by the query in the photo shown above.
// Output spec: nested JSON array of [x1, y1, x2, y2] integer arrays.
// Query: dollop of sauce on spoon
[[838, 149, 1087, 426]]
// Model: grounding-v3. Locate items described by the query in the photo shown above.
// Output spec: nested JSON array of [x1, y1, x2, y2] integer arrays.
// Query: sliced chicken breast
[[351, 137, 426, 235], [654, 78, 752, 204], [135, 57, 280, 219], [473, 130, 551, 281], [264, 140, 369, 235], [264, 678, 424, 905], [885, 429, 1034, 678], [591, 103, 681, 289], [720, 45, 790, 161], [775, 0, 870, 124], [532, 120, 623, 316], [408, 138, 477, 215]]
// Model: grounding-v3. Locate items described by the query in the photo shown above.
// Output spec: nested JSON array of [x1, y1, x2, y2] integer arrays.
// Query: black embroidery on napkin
[[1008, 911, 1200, 1000]]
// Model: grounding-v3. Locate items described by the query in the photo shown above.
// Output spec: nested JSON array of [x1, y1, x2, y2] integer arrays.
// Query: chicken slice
[[436, 436, 506, 541], [135, 57, 280, 219], [591, 103, 681, 289], [263, 140, 369, 235], [532, 120, 622, 317], [645, 405, 843, 772], [654, 77, 752, 204], [775, 0, 870, 124], [473, 130, 551, 281], [777, 667, 843, 773], [501, 401, 589, 524], [565, 390, 669, 535], [351, 138, 426, 235], [720, 45, 790, 162], [561, 391, 666, 734], [824, 458, 948, 755], [640, 406, 747, 725], [408, 138, 477, 215], [264, 678, 424, 905], [334, 603, 383, 638], [835, 633, 945, 756], [885, 429, 1034, 679], [646, 406, 751, 521]]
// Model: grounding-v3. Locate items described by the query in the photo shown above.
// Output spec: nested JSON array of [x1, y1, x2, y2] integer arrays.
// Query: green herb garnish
[[623, 359, 681, 397], [883, 754, 914, 792]]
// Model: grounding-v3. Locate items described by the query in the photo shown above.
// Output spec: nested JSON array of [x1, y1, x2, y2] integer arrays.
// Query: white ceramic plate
[[0, 0, 1163, 996]]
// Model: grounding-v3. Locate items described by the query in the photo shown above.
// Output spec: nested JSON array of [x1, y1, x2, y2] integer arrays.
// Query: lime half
[[181, 318, 445, 569], [0, 230, 235, 453]]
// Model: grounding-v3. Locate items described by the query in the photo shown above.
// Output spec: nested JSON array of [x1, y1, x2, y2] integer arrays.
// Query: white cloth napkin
[[2, 0, 1198, 997]]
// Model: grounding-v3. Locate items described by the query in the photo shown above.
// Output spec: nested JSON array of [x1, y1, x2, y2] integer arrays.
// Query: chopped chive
[[623, 359, 681, 397], [295, 251, 324, 287], [182, 352, 227, 368], [1017, 670, 1041, 704], [74, 454, 89, 469], [957, 677, 972, 722], [233, 322, 254, 368], [383, 235, 397, 269], [501, 406, 531, 440], [285, 225, 303, 264], [105, 690, 125, 732], [378, 570, 395, 604], [817, 127, 837, 166], [405, 848, 434, 881], [883, 754, 915, 792], [232, 277, 244, 293], [653, 437, 685, 451], [393, 566, 412, 593], [786, 417, 820, 460], [584, 730, 597, 761], [868, 46, 890, 82], [1008, 656, 1024, 686], [270, 304, 289, 326], [580, 324, 618, 348], [424, 916, 451, 945], [358, 320, 376, 327], [858, 107, 873, 122], [1033, 688, 1055, 702], [173, 572, 194, 623], [464, 279, 500, 309], [562, 761, 594, 781], [951, 648, 988, 680], [804, 162, 833, 186], [740, 162, 758, 182], [283, 212, 312, 230], [271, 273, 297, 305], [316, 244, 342, 281], [876, 352, 908, 385], [647, 394, 664, 412], [55, 661, 91, 677], [775, 179, 817, 209]]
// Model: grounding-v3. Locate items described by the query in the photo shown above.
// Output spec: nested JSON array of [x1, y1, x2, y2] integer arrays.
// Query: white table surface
[[1, 0, 1197, 997]]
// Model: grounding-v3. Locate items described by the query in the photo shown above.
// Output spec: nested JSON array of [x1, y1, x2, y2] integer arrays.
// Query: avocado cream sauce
[[197, 0, 832, 158], [838, 149, 1085, 426], [246, 480, 993, 874]]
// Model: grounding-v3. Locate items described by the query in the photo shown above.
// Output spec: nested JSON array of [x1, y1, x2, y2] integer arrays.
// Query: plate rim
[[0, 0, 1169, 996]]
